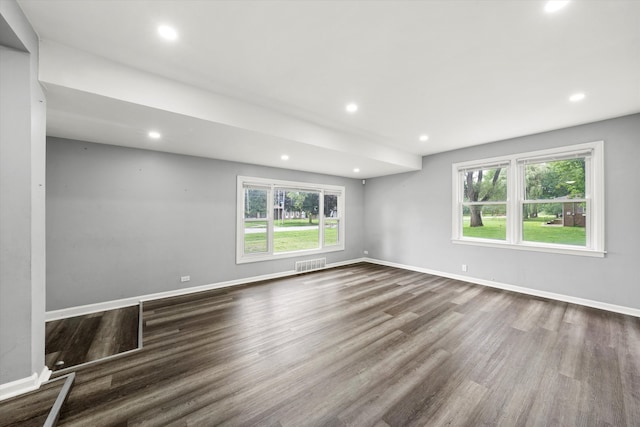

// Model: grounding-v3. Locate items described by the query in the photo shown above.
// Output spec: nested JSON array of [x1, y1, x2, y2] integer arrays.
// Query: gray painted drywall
[[0, 0, 46, 386], [0, 46, 33, 386], [365, 113, 640, 310], [46, 115, 640, 312], [46, 137, 365, 310]]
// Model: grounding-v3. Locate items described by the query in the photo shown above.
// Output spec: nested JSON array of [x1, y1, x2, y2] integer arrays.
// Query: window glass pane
[[324, 193, 340, 246], [244, 188, 267, 219], [463, 167, 507, 203], [522, 203, 586, 246], [243, 188, 268, 254], [244, 220, 267, 253], [324, 193, 339, 218], [324, 219, 340, 246], [462, 204, 507, 240], [273, 189, 319, 253], [525, 158, 585, 200], [274, 226, 319, 252]]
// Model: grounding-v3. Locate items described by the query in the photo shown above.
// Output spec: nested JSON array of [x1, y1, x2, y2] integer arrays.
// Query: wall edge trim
[[0, 366, 51, 402], [364, 257, 640, 318], [45, 254, 640, 324], [45, 258, 367, 321]]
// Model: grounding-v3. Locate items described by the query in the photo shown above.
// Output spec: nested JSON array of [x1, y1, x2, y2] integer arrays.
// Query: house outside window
[[237, 176, 345, 263], [452, 141, 605, 257]]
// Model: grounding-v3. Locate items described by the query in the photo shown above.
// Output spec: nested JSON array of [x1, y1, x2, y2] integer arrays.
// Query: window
[[237, 176, 345, 263], [461, 163, 509, 241], [452, 141, 605, 257], [522, 157, 587, 247], [323, 191, 341, 247]]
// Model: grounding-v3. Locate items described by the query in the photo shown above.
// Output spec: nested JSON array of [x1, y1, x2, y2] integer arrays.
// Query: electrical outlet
[[180, 275, 190, 282], [461, 264, 468, 272]]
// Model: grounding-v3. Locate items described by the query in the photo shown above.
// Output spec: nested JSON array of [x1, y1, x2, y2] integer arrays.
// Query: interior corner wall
[[0, 0, 46, 388], [45, 137, 365, 311], [364, 113, 640, 310]]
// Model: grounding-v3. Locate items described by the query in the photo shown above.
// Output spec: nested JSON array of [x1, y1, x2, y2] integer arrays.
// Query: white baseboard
[[364, 257, 640, 318], [46, 299, 140, 322], [45, 256, 640, 321], [0, 366, 51, 402], [46, 258, 367, 321], [329, 257, 367, 268]]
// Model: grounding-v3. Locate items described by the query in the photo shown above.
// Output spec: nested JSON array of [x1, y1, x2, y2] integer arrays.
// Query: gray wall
[[44, 117, 640, 312], [365, 113, 640, 310], [46, 137, 365, 310], [0, 0, 46, 386]]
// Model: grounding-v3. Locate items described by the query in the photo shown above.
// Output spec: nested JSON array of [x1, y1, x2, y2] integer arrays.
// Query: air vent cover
[[295, 258, 327, 273]]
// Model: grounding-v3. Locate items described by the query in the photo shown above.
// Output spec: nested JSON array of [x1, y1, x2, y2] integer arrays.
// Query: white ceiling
[[17, 0, 640, 178]]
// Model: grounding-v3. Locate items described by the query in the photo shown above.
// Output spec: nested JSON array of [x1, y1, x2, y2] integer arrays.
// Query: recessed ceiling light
[[148, 131, 161, 139], [346, 103, 358, 113], [353, 168, 360, 173], [544, 1, 570, 14], [158, 25, 178, 41], [569, 92, 585, 102], [419, 134, 429, 142], [281, 154, 289, 161]]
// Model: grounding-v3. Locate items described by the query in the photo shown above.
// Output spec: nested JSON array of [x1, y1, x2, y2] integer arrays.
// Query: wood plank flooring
[[45, 305, 139, 371], [2, 262, 639, 426], [0, 377, 66, 427]]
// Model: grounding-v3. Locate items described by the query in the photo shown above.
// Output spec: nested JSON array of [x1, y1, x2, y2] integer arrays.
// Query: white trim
[[46, 258, 366, 321], [451, 239, 606, 258], [51, 347, 142, 375], [44, 253, 635, 325], [454, 142, 599, 171], [364, 258, 640, 318], [591, 141, 606, 252], [238, 176, 346, 193], [236, 245, 346, 264], [46, 300, 140, 322], [0, 366, 51, 402]]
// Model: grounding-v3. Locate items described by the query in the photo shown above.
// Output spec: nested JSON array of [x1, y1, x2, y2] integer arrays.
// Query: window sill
[[237, 245, 345, 264], [452, 238, 606, 258]]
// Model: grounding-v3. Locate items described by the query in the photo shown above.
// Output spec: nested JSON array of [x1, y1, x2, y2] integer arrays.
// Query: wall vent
[[295, 258, 327, 273]]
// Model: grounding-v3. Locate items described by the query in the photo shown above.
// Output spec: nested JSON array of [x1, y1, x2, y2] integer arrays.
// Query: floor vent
[[295, 258, 327, 273]]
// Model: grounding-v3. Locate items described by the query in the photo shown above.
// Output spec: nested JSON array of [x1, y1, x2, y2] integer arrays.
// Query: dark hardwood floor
[[0, 377, 66, 427], [45, 305, 139, 371], [2, 262, 639, 426]]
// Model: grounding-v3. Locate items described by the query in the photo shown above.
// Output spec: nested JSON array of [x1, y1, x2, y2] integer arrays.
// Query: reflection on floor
[[45, 305, 139, 371]]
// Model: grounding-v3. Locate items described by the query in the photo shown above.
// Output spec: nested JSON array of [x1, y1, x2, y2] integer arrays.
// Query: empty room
[[1, 0, 639, 425]]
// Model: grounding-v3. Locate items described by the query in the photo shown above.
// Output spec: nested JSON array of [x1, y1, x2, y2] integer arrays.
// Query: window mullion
[[452, 167, 461, 240], [319, 190, 325, 249], [513, 160, 523, 244], [585, 157, 592, 249], [463, 201, 508, 206], [267, 185, 274, 255]]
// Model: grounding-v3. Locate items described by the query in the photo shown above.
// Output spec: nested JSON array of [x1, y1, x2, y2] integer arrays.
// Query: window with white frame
[[460, 162, 509, 241], [237, 176, 345, 263], [452, 141, 605, 257]]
